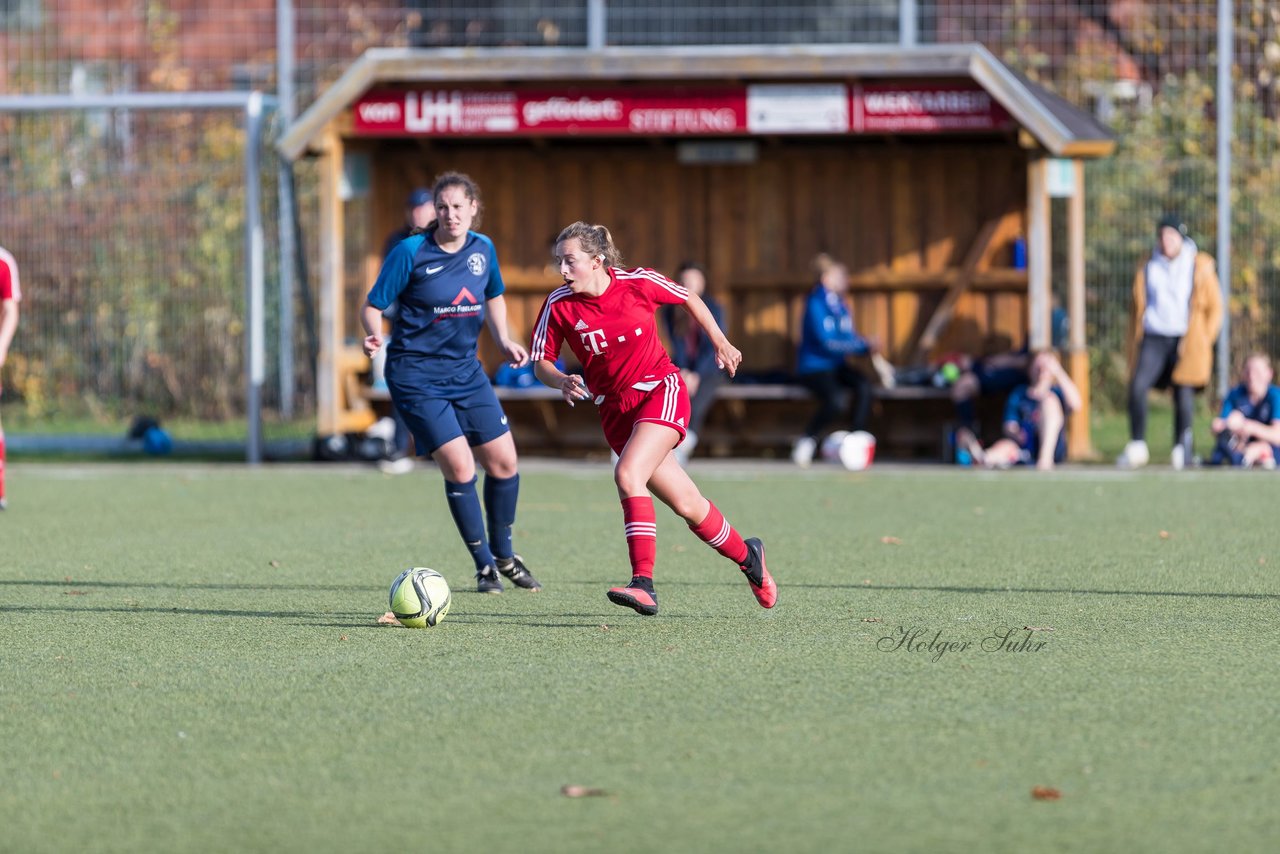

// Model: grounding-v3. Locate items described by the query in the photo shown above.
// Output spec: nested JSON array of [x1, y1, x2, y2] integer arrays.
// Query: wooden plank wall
[[348, 137, 1029, 375]]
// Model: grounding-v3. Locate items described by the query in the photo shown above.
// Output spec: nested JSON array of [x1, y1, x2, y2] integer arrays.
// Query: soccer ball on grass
[[388, 567, 452, 628]]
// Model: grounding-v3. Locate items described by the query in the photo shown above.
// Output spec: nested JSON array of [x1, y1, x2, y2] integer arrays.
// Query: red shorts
[[598, 372, 690, 455]]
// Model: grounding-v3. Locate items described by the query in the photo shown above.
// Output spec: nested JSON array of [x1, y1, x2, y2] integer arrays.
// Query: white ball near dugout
[[822, 430, 876, 471], [388, 567, 452, 628]]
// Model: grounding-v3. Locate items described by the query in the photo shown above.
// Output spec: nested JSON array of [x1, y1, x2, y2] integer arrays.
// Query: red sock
[[690, 501, 749, 565], [0, 435, 6, 502], [621, 496, 657, 580]]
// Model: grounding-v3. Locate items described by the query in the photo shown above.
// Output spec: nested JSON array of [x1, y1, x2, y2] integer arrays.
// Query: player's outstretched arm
[[682, 292, 740, 377]]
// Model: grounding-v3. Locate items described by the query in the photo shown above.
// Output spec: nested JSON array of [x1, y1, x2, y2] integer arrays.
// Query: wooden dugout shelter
[[279, 44, 1114, 458]]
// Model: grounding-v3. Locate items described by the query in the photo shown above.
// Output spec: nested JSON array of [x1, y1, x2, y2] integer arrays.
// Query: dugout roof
[[278, 44, 1115, 160]]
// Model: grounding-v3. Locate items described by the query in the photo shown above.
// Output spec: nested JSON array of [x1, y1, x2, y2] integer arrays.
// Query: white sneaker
[[377, 455, 415, 475], [1117, 440, 1150, 469], [1170, 445, 1185, 471], [791, 436, 817, 468]]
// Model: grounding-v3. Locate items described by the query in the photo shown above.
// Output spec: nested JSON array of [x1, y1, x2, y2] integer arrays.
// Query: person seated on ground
[[661, 262, 727, 465], [792, 253, 878, 467], [955, 350, 1082, 471], [1209, 353, 1280, 469]]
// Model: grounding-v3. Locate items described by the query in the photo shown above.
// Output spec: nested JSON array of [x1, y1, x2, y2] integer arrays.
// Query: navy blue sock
[[483, 473, 519, 561], [956, 398, 976, 430], [444, 477, 494, 571]]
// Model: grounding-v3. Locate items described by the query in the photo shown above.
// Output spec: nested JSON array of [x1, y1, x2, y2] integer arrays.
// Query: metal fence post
[[900, 0, 917, 47], [1216, 0, 1233, 396], [277, 0, 297, 419], [245, 92, 266, 465]]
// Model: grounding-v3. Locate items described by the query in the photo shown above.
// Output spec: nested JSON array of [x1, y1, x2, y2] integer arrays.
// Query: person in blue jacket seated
[[1210, 353, 1280, 469], [792, 254, 878, 467], [955, 350, 1082, 471]]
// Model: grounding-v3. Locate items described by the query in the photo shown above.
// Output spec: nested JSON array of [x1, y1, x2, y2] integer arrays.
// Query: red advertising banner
[[352, 83, 1012, 137], [353, 88, 750, 136], [851, 83, 1012, 133]]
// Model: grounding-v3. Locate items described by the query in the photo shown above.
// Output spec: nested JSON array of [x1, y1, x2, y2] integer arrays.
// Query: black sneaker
[[476, 565, 504, 594], [495, 554, 542, 591], [607, 578, 659, 616]]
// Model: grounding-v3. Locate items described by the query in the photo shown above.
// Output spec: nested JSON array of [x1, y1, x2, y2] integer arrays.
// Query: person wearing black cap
[[1118, 214, 1222, 469], [382, 187, 435, 258]]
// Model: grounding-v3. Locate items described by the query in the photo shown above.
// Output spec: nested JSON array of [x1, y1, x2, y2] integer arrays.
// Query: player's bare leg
[[1035, 393, 1065, 471]]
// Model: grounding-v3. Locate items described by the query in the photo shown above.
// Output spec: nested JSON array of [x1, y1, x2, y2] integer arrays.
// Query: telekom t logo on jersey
[[579, 328, 609, 355]]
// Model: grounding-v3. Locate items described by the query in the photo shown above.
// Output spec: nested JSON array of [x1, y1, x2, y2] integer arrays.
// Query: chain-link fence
[[2, 1, 1278, 428]]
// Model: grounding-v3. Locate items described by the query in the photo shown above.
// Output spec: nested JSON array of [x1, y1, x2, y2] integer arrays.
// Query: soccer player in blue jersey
[[360, 172, 540, 594], [1210, 353, 1280, 468]]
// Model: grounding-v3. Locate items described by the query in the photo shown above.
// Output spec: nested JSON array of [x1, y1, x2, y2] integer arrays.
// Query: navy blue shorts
[[385, 360, 510, 456]]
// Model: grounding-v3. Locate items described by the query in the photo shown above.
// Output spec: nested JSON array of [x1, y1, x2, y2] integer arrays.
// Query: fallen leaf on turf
[[1031, 786, 1062, 800], [63, 590, 87, 596], [339, 635, 348, 641], [861, 617, 883, 623], [599, 624, 609, 631], [561, 785, 608, 798], [881, 536, 902, 545], [1023, 626, 1054, 632], [269, 560, 281, 568], [1159, 530, 1171, 539], [376, 612, 399, 625]]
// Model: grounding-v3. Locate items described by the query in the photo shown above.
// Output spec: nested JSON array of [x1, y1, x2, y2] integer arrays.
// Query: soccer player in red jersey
[[530, 222, 776, 616], [0, 244, 21, 510]]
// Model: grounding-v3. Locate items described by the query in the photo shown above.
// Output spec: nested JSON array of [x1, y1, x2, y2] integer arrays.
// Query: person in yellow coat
[[1118, 214, 1223, 469]]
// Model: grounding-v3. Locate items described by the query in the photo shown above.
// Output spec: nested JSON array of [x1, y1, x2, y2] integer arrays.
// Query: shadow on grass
[[0, 578, 376, 593], [9, 576, 1274, 603]]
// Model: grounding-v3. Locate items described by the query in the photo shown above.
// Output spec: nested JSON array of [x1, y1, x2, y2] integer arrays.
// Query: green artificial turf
[[2, 463, 1278, 853]]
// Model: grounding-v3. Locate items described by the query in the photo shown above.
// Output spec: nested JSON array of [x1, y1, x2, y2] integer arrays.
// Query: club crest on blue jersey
[[467, 252, 486, 276]]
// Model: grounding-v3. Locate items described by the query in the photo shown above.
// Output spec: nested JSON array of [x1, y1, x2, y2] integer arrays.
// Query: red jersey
[[531, 267, 688, 399], [0, 247, 19, 302]]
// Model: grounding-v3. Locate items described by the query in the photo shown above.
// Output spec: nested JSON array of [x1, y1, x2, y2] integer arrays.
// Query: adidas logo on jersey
[[677, 417, 686, 426], [574, 319, 589, 331]]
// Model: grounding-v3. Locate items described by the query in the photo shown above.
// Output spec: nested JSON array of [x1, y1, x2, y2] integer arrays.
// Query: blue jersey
[[796, 284, 869, 375], [367, 230, 505, 371], [1220, 383, 1280, 424], [1003, 384, 1069, 463]]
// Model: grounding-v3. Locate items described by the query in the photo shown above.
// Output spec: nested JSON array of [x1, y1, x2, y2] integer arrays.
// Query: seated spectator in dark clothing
[[1210, 353, 1280, 469], [950, 344, 1031, 442], [792, 254, 875, 467], [955, 350, 1082, 471], [661, 262, 727, 465]]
